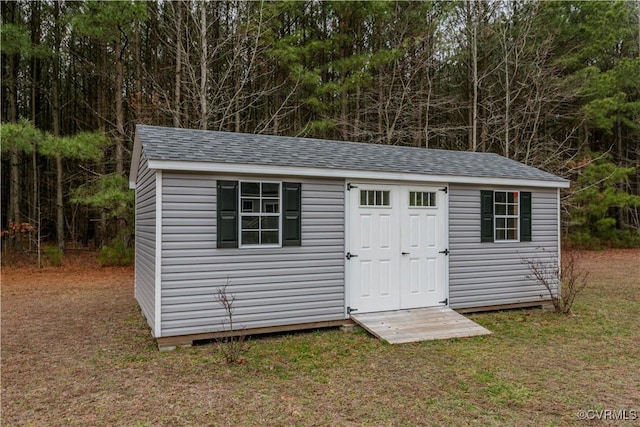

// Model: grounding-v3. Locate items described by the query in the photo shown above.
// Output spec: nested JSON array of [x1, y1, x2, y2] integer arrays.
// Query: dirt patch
[[2, 249, 639, 426], [2, 263, 137, 425]]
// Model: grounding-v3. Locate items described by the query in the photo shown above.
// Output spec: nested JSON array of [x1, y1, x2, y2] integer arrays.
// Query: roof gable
[[130, 125, 569, 188]]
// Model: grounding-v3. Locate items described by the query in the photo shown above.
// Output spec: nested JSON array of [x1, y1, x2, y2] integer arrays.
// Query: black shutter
[[282, 182, 302, 246], [520, 191, 532, 242], [481, 190, 494, 243], [216, 180, 238, 248]]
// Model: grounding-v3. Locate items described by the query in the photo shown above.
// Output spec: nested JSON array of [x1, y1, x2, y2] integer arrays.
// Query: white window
[[409, 191, 436, 207], [240, 181, 281, 246], [495, 191, 519, 241], [360, 190, 390, 207]]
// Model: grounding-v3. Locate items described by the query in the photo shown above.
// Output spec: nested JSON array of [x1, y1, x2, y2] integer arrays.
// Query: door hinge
[[347, 183, 358, 191], [440, 186, 448, 194], [439, 298, 448, 305], [347, 306, 358, 314], [346, 252, 358, 260], [439, 248, 450, 255]]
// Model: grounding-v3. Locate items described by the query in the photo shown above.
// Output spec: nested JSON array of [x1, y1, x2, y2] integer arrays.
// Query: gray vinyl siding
[[134, 154, 156, 331], [160, 172, 345, 337], [448, 185, 559, 309]]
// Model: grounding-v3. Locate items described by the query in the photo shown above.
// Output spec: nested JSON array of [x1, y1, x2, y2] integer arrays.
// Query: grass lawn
[[2, 249, 639, 426]]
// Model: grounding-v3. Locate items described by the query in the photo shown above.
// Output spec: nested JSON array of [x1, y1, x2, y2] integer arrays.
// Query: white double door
[[348, 184, 447, 314]]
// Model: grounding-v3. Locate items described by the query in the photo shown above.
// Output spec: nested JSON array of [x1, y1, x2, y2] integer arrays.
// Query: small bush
[[43, 247, 63, 267], [98, 238, 134, 266], [522, 248, 589, 315], [215, 281, 247, 364]]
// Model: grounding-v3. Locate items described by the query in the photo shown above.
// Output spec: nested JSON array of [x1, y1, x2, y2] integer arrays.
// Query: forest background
[[1, 0, 639, 264]]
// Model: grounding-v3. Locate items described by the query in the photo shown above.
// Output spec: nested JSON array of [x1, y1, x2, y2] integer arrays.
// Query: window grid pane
[[241, 182, 259, 197], [261, 216, 278, 229], [241, 231, 259, 245], [360, 190, 390, 207], [261, 231, 279, 244], [240, 182, 281, 245], [241, 216, 259, 229], [262, 183, 279, 197], [409, 191, 436, 208]]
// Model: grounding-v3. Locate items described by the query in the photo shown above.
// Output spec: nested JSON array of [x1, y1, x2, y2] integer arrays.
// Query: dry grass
[[2, 249, 639, 426]]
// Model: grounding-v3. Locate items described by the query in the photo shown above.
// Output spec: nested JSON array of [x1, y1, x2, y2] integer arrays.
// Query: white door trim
[[343, 179, 350, 318], [345, 182, 450, 315]]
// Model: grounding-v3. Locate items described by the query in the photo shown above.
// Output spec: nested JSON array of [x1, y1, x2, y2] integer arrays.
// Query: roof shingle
[[135, 124, 567, 183]]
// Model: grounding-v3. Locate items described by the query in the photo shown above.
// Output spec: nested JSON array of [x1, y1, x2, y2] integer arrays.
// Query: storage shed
[[129, 125, 570, 349]]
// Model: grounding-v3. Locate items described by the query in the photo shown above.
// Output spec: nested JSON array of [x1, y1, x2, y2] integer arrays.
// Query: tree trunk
[[10, 149, 20, 225], [471, 5, 478, 152], [30, 1, 40, 127], [150, 1, 159, 122], [97, 44, 107, 247], [424, 82, 432, 149], [6, 0, 20, 229], [173, 0, 183, 128], [378, 72, 384, 144], [134, 20, 142, 121], [98, 45, 107, 133], [114, 32, 125, 175], [56, 155, 64, 251], [465, 0, 473, 151], [199, 0, 208, 129], [235, 94, 240, 132], [503, 30, 510, 158], [29, 0, 42, 252], [32, 142, 38, 254], [53, 18, 63, 251], [355, 85, 361, 142]]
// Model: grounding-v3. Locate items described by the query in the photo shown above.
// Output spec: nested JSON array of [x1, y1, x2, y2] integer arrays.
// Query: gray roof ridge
[[135, 123, 502, 158]]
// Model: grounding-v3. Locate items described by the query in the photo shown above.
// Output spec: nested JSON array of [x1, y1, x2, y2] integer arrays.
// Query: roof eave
[[145, 159, 571, 189]]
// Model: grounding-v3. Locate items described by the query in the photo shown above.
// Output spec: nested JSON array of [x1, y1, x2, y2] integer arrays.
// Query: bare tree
[[173, 0, 183, 128], [522, 248, 589, 315], [215, 281, 247, 364], [469, 0, 479, 152], [198, 0, 208, 129]]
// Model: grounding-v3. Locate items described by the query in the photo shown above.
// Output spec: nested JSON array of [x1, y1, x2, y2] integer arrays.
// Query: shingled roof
[[132, 125, 568, 186]]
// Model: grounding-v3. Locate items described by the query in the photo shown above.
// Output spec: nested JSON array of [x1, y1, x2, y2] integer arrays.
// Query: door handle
[[402, 252, 410, 255]]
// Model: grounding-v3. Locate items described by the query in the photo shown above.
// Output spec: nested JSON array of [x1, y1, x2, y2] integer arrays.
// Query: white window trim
[[238, 180, 282, 248], [494, 190, 520, 243]]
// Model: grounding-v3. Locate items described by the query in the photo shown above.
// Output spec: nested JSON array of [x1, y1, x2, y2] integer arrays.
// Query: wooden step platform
[[351, 307, 491, 344]]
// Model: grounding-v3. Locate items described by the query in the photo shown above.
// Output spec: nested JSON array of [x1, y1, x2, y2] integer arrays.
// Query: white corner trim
[[443, 184, 450, 306], [129, 132, 143, 189], [154, 170, 162, 337], [146, 159, 570, 189]]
